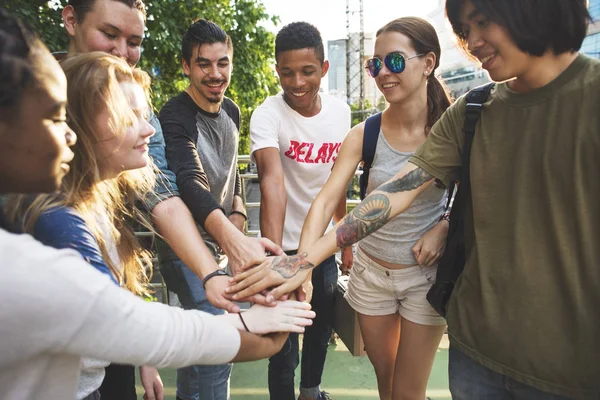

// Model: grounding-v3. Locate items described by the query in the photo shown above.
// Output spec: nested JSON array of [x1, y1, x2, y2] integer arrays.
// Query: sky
[[259, 0, 444, 45]]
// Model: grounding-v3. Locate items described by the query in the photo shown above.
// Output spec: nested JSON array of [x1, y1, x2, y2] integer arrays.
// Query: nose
[[141, 118, 155, 139], [467, 31, 484, 55], [292, 73, 305, 88], [111, 39, 128, 60], [65, 125, 77, 147]]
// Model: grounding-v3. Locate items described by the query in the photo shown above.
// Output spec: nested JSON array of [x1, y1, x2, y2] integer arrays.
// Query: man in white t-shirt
[[250, 22, 352, 400]]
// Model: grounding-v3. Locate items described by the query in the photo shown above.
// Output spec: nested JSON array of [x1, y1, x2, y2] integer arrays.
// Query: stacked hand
[[226, 253, 314, 303], [241, 300, 315, 334]]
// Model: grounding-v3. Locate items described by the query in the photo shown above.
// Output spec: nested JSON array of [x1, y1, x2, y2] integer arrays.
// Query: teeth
[[291, 92, 308, 97], [480, 54, 495, 63], [207, 83, 222, 87], [382, 83, 398, 88]]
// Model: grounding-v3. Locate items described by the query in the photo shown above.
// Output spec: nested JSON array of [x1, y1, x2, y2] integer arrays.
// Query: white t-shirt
[[250, 93, 351, 251], [0, 228, 240, 400]]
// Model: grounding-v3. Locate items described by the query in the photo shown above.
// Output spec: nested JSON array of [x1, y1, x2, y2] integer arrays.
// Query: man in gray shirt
[[158, 19, 266, 400]]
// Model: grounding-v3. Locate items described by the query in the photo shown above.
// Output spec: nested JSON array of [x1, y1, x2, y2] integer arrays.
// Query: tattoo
[[270, 252, 314, 279], [336, 194, 392, 248], [378, 168, 433, 193]]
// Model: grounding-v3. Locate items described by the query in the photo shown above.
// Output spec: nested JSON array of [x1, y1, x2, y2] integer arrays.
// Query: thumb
[[412, 239, 423, 259], [260, 238, 284, 256]]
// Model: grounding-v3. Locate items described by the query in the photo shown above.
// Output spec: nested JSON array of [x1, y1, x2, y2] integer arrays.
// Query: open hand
[[241, 300, 315, 334]]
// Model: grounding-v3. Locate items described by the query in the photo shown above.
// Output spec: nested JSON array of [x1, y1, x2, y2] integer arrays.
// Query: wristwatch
[[202, 269, 229, 289]]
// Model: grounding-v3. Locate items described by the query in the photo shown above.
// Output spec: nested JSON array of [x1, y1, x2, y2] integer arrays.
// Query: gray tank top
[[358, 129, 447, 265]]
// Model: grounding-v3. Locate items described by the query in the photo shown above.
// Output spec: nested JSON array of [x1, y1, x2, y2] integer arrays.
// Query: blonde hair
[[6, 52, 155, 296]]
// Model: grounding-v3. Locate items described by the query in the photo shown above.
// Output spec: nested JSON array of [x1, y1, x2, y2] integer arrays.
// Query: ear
[[62, 5, 78, 38], [275, 64, 281, 77], [424, 51, 436, 75], [182, 58, 191, 76], [321, 60, 330, 77]]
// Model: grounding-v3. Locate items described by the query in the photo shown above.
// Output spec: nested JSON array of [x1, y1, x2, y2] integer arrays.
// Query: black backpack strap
[[460, 82, 495, 184], [360, 112, 382, 199]]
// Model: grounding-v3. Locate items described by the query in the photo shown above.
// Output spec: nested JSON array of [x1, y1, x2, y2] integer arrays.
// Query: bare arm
[[228, 162, 435, 300], [152, 196, 220, 279], [254, 148, 287, 248], [298, 126, 363, 252]]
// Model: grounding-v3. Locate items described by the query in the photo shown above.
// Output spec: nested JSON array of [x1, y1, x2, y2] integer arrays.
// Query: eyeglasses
[[364, 52, 424, 78]]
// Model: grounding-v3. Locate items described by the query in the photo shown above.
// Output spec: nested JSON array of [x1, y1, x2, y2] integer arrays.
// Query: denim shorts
[[345, 246, 446, 325]]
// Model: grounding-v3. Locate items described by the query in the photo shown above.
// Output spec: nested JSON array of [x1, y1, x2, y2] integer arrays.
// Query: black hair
[[377, 17, 452, 133], [0, 9, 42, 112], [446, 0, 591, 57], [68, 0, 147, 21], [275, 22, 325, 63], [181, 19, 232, 65]]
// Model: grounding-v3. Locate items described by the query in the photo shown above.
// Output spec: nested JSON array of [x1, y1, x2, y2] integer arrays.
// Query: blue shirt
[[33, 207, 119, 285], [144, 112, 180, 210]]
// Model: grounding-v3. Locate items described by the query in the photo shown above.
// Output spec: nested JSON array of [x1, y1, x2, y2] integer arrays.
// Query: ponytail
[[426, 74, 452, 134]]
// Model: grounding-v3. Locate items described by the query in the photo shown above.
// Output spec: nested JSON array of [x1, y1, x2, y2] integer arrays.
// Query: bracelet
[[238, 312, 250, 332], [201, 269, 228, 289], [230, 210, 247, 221]]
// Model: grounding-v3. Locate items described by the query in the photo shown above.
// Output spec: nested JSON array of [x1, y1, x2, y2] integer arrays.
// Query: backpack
[[426, 82, 495, 318]]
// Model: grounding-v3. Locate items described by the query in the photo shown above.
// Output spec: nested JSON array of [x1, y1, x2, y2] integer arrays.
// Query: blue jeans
[[449, 345, 571, 400], [268, 255, 338, 400], [157, 241, 231, 400]]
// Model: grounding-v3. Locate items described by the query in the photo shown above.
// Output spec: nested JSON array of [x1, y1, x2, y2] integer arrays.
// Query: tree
[[4, 0, 281, 155]]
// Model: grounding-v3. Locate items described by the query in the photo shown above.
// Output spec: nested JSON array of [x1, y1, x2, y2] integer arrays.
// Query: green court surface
[[136, 335, 450, 400]]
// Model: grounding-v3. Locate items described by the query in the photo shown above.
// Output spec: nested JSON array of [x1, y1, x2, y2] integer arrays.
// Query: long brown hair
[[6, 52, 155, 296], [377, 17, 452, 132]]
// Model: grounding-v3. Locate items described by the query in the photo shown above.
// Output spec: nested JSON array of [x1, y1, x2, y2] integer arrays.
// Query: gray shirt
[[359, 129, 447, 264]]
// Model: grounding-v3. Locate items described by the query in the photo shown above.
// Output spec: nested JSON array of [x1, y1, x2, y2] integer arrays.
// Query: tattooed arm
[[227, 162, 435, 301]]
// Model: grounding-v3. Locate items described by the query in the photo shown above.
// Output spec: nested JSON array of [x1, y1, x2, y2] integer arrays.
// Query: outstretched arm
[[228, 162, 435, 300]]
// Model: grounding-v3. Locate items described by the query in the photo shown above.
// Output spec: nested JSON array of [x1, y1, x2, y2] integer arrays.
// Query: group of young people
[[0, 1, 598, 400]]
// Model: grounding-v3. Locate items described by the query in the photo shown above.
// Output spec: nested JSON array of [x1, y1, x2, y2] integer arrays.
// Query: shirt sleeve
[[409, 97, 467, 187], [249, 102, 281, 162], [33, 207, 119, 285], [159, 102, 225, 227], [144, 112, 180, 211], [0, 232, 241, 368]]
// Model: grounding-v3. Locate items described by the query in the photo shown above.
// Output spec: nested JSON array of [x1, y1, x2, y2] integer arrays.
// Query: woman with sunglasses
[[296, 17, 451, 400]]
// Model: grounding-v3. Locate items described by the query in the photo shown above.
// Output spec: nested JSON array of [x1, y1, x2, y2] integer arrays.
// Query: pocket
[[423, 266, 437, 283], [351, 262, 366, 276]]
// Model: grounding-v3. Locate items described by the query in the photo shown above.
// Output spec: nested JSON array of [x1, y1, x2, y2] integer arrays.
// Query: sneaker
[[318, 391, 332, 400], [298, 391, 333, 400]]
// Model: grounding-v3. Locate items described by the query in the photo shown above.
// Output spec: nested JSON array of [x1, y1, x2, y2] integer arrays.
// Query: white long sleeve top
[[0, 228, 241, 400]]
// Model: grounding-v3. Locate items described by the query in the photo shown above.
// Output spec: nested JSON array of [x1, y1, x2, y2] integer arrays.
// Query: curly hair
[[275, 22, 325, 63]]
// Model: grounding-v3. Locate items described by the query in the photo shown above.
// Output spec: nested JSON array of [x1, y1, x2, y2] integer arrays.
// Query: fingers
[[277, 299, 312, 309], [242, 293, 276, 306], [222, 299, 241, 313], [267, 282, 299, 303], [412, 240, 423, 259], [231, 281, 274, 300], [259, 237, 284, 256], [227, 267, 267, 290]]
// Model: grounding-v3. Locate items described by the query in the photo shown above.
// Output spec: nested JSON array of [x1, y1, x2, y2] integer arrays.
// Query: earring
[[424, 71, 429, 76]]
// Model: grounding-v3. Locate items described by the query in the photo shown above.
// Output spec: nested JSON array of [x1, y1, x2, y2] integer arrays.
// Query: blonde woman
[[4, 51, 315, 400]]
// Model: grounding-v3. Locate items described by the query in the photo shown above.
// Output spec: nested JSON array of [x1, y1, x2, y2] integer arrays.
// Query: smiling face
[[372, 31, 430, 105], [182, 42, 232, 113], [458, 0, 532, 84], [94, 81, 154, 179], [0, 53, 76, 193], [276, 47, 328, 117], [63, 0, 145, 67]]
